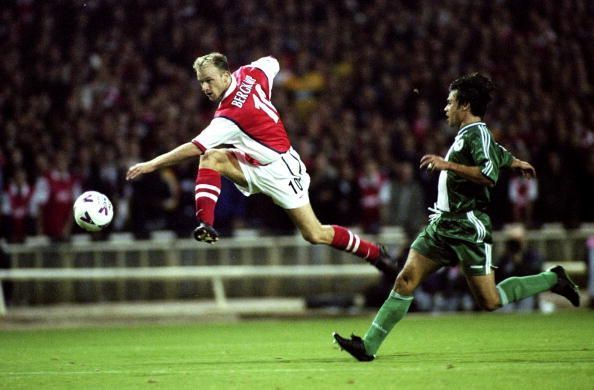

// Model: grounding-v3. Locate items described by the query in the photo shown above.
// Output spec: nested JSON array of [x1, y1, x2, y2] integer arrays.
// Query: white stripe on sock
[[389, 290, 414, 301], [195, 192, 218, 202], [352, 234, 361, 253], [346, 231, 354, 251], [496, 285, 509, 306], [371, 322, 388, 334], [195, 184, 221, 194]]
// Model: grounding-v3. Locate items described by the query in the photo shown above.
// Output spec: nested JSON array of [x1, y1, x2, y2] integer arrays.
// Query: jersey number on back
[[253, 84, 279, 123]]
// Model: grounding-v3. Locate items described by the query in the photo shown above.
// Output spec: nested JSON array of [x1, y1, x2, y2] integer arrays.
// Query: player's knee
[[200, 150, 226, 171], [394, 272, 417, 296]]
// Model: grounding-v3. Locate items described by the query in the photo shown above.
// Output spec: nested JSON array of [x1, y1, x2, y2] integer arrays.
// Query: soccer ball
[[73, 191, 114, 232]]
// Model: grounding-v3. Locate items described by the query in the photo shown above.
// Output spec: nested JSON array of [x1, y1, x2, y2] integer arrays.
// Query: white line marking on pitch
[[1, 363, 584, 377]]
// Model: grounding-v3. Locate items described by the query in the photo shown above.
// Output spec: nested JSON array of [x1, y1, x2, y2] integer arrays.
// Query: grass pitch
[[1, 311, 593, 389]]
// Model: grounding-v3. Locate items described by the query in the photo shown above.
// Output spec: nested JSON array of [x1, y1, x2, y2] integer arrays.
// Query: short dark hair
[[449, 73, 495, 117]]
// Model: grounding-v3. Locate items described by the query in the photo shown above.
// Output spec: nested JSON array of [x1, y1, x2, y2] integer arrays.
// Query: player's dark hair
[[449, 73, 495, 117], [193, 52, 230, 73]]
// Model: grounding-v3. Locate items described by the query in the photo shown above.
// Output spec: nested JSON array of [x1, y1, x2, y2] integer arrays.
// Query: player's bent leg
[[285, 204, 398, 276], [335, 250, 441, 361], [465, 273, 501, 311], [492, 267, 577, 308], [394, 249, 442, 296], [364, 250, 441, 349], [193, 150, 248, 244], [284, 203, 333, 244]]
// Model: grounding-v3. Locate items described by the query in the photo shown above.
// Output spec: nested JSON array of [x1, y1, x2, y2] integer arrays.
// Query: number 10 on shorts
[[288, 177, 303, 194]]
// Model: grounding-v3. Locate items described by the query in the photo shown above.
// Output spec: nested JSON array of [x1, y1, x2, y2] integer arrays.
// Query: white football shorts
[[230, 147, 310, 209]]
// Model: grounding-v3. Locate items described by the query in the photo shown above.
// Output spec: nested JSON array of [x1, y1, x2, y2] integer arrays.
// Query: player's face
[[197, 65, 231, 102], [444, 90, 463, 128]]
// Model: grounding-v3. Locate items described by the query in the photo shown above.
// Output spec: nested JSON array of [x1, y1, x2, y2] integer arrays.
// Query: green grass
[[1, 311, 594, 389]]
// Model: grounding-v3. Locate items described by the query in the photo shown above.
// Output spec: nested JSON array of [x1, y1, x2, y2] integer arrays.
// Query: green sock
[[363, 290, 413, 355], [496, 271, 557, 306]]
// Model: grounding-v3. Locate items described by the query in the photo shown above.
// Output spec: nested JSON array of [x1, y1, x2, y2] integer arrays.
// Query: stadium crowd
[[1, 0, 593, 244]]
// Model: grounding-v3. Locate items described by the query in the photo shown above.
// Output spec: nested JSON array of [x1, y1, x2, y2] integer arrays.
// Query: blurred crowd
[[1, 0, 593, 244]]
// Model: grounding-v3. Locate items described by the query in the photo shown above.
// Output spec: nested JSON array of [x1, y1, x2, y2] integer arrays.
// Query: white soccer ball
[[73, 191, 114, 232]]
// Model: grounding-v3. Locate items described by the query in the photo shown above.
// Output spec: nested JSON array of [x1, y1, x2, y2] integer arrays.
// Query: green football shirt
[[435, 121, 513, 214]]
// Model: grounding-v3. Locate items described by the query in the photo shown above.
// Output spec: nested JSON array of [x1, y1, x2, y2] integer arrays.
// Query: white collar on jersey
[[457, 121, 485, 135], [219, 73, 238, 104]]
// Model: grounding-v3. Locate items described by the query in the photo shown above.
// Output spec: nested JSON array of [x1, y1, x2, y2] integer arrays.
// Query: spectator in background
[[309, 155, 341, 225], [411, 100, 432, 144], [508, 172, 538, 227], [496, 224, 544, 312], [383, 162, 426, 238], [436, 267, 475, 312], [283, 50, 326, 120], [128, 167, 179, 239], [333, 163, 360, 227], [214, 177, 247, 237], [357, 159, 389, 234], [1, 168, 35, 242], [536, 151, 573, 226], [28, 154, 50, 232], [160, 168, 180, 232], [171, 163, 203, 237], [30, 153, 80, 241]]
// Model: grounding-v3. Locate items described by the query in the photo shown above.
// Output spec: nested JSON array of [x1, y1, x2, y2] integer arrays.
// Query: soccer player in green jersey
[[333, 73, 581, 361]]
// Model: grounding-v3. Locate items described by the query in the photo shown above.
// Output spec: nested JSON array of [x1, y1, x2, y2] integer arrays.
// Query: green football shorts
[[411, 210, 494, 276]]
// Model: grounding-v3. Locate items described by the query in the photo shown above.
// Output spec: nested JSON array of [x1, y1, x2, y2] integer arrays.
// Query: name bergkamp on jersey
[[231, 75, 256, 108]]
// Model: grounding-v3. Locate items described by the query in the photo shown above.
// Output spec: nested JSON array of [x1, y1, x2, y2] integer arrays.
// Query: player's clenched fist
[[126, 162, 155, 181]]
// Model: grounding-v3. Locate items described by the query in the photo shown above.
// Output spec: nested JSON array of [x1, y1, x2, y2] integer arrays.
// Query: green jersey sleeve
[[467, 124, 512, 184], [494, 142, 514, 168]]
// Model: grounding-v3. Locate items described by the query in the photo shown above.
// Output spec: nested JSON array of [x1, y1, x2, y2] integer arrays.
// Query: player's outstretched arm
[[510, 158, 536, 178], [126, 142, 202, 181], [420, 154, 494, 187]]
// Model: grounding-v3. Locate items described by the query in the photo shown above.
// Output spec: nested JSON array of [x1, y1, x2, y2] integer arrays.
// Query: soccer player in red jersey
[[126, 53, 397, 275]]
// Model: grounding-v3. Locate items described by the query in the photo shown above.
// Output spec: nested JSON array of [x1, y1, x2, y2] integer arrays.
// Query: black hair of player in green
[[449, 73, 495, 118]]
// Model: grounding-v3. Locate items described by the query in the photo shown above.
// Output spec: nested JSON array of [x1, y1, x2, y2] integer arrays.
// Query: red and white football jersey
[[192, 57, 291, 165]]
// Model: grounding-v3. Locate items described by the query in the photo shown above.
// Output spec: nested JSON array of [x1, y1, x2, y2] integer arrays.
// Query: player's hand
[[420, 154, 448, 172], [126, 162, 155, 181], [511, 158, 536, 178]]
